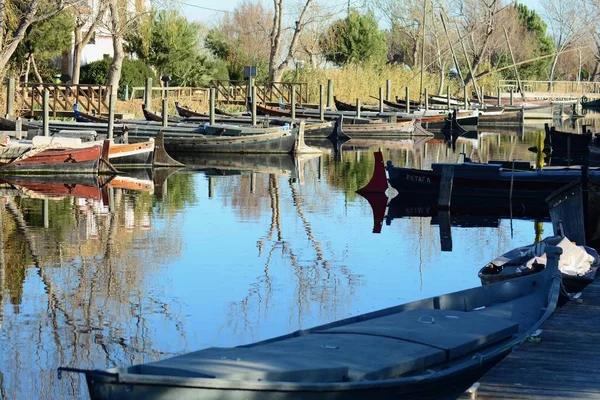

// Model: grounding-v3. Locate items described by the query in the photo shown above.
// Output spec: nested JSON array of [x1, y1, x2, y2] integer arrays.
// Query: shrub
[[80, 58, 157, 97]]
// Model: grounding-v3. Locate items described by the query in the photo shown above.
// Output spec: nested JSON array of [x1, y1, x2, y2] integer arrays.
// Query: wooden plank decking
[[463, 278, 600, 399]]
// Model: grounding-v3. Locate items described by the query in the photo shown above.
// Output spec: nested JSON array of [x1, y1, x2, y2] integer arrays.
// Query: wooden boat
[[142, 104, 183, 123], [334, 96, 381, 112], [61, 244, 563, 400], [478, 108, 524, 126], [336, 116, 416, 136], [545, 124, 592, 156], [0, 141, 114, 174], [478, 235, 598, 294], [385, 159, 600, 208], [175, 102, 234, 118], [581, 96, 600, 108]]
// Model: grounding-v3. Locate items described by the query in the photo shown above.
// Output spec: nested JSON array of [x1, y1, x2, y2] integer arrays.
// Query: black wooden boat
[[581, 96, 600, 108], [385, 160, 600, 208], [142, 104, 183, 123], [175, 102, 234, 118], [544, 123, 592, 156], [478, 235, 598, 294], [61, 244, 563, 400], [334, 96, 380, 112]]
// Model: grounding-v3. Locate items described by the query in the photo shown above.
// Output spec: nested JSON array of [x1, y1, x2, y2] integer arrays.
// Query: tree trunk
[[591, 59, 599, 82], [107, 0, 124, 96], [549, 53, 559, 83], [411, 39, 418, 69], [268, 0, 283, 82], [0, 0, 6, 48], [0, 0, 41, 73], [72, 25, 83, 84], [31, 54, 43, 83]]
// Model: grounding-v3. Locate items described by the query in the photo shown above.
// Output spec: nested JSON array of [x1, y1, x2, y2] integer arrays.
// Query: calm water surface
[[0, 122, 574, 399]]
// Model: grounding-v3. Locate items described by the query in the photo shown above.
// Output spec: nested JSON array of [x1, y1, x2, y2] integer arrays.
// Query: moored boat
[[478, 235, 598, 294], [61, 245, 564, 400]]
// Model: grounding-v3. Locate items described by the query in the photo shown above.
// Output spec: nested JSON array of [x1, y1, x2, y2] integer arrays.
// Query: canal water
[[0, 121, 583, 399]]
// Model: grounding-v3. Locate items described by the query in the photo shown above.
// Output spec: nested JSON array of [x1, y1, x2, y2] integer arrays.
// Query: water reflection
[[0, 133, 560, 398]]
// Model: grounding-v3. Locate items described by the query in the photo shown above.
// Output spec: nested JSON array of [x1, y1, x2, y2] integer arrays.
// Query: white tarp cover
[[524, 237, 595, 276]]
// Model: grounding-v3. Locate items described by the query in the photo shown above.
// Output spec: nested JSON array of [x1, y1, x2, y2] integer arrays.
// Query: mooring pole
[[463, 86, 468, 110], [356, 98, 361, 118], [144, 77, 152, 110], [251, 86, 257, 126], [446, 86, 451, 110], [43, 89, 49, 137], [386, 79, 391, 101], [162, 98, 168, 128], [319, 84, 324, 121], [424, 88, 429, 111], [6, 77, 14, 117], [405, 87, 410, 113], [209, 88, 215, 125], [291, 85, 296, 120], [379, 87, 384, 113], [510, 89, 514, 106], [108, 88, 115, 140], [327, 79, 333, 108]]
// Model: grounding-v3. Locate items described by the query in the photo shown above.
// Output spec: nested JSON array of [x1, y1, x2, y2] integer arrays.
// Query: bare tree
[[542, 0, 596, 82], [0, 0, 82, 74], [72, 0, 108, 84], [268, 0, 314, 82]]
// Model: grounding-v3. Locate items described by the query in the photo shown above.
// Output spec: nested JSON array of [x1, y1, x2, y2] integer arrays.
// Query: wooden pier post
[[108, 187, 115, 213], [250, 173, 256, 193], [43, 89, 49, 137], [327, 79, 333, 108], [356, 98, 361, 118], [379, 87, 384, 113], [107, 89, 115, 140], [144, 78, 152, 111], [438, 210, 453, 252], [497, 87, 501, 106], [447, 86, 451, 110], [438, 165, 454, 208], [510, 89, 514, 106], [319, 85, 324, 121], [480, 86, 485, 108], [161, 98, 168, 128], [386, 79, 391, 101], [405, 87, 410, 113], [424, 88, 429, 111], [463, 86, 468, 110], [291, 85, 296, 120], [6, 77, 14, 117], [209, 88, 215, 125], [251, 86, 257, 126], [15, 118, 22, 140]]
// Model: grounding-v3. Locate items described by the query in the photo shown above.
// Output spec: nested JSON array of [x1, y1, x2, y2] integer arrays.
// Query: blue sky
[[182, 0, 543, 25]]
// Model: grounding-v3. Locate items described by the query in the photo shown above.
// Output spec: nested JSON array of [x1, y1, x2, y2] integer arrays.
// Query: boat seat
[[132, 333, 446, 382], [317, 309, 518, 361]]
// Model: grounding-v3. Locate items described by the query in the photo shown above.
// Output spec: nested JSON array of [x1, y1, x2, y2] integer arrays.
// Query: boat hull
[[0, 145, 104, 174], [109, 141, 155, 167]]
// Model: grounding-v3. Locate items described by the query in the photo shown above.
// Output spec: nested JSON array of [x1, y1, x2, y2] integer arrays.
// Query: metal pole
[[209, 88, 215, 125], [405, 87, 410, 113], [319, 84, 324, 121], [386, 79, 391, 101], [144, 77, 152, 110], [379, 87, 384, 113], [43, 88, 49, 137], [291, 85, 296, 120], [251, 86, 257, 126], [108, 89, 114, 140], [356, 98, 361, 118], [6, 77, 14, 117], [327, 79, 333, 108], [162, 98, 168, 128]]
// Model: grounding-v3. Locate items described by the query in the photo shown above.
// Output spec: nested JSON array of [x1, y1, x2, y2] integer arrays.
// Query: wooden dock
[[463, 278, 600, 399]]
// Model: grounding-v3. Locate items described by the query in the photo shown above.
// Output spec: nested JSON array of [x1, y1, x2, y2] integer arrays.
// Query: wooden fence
[[129, 86, 209, 103], [210, 80, 309, 104], [14, 84, 110, 117], [498, 80, 600, 98]]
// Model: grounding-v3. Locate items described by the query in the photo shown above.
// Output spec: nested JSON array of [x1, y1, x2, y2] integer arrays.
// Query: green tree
[[126, 10, 212, 86], [516, 4, 555, 80], [79, 58, 157, 97], [12, 12, 74, 82], [319, 10, 387, 66]]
